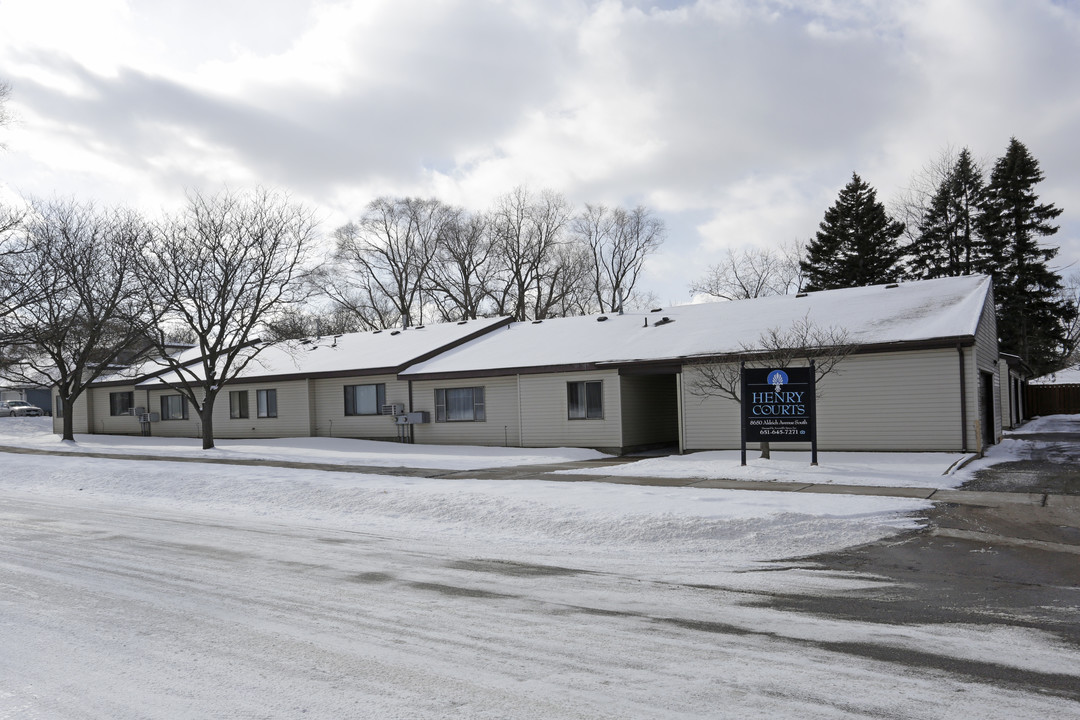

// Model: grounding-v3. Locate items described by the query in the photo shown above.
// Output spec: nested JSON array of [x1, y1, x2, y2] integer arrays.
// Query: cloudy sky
[[1, 0, 1078, 305]]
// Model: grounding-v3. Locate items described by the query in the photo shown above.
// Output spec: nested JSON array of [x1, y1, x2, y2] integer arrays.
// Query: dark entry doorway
[[980, 371, 995, 448]]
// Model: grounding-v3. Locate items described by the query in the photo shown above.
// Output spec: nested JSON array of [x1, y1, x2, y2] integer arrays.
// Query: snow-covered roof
[[93, 345, 207, 386], [402, 275, 993, 378], [1029, 366, 1080, 385], [132, 315, 511, 387]]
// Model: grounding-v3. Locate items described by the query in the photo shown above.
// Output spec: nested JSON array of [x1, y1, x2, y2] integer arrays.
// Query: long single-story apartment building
[[60, 316, 511, 441], [57, 275, 1004, 454]]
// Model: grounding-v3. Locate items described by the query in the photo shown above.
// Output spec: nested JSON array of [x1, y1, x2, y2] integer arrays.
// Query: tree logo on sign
[[768, 369, 788, 393]]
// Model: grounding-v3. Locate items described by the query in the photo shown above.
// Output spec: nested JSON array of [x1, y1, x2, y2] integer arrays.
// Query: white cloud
[[1, 0, 1079, 301]]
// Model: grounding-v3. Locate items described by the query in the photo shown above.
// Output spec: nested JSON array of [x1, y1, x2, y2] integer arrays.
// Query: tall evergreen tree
[[978, 137, 1075, 373], [909, 148, 985, 278], [801, 173, 905, 291]]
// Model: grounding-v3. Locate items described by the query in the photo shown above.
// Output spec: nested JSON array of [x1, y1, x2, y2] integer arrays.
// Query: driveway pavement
[[754, 421, 1080, 699], [4, 423, 1078, 702]]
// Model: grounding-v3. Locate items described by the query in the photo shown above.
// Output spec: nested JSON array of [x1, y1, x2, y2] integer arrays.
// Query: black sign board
[[740, 363, 818, 465]]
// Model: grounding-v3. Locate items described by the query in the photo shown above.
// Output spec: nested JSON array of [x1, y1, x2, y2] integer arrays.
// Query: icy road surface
[[2, 452, 1079, 718]]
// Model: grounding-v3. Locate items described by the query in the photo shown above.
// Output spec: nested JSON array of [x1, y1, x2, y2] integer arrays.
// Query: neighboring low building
[[55, 317, 511, 441], [0, 385, 52, 414], [57, 275, 1001, 455], [1027, 364, 1080, 416], [1029, 366, 1080, 385], [998, 353, 1033, 430]]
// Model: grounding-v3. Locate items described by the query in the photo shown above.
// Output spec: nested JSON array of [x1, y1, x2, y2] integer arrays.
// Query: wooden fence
[[1026, 384, 1080, 416]]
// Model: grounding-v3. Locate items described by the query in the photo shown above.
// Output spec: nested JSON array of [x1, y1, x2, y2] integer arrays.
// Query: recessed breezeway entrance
[[617, 367, 680, 454]]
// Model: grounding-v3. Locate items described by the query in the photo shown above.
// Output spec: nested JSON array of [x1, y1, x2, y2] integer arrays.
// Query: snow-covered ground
[[0, 417, 1053, 573], [0, 417, 607, 469], [0, 418, 931, 578], [2, 417, 1078, 717], [567, 449, 973, 489], [1001, 413, 1080, 434], [559, 415, 1080, 489]]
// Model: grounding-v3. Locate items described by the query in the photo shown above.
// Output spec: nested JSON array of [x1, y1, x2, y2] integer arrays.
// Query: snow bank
[[0, 417, 933, 581], [1006, 413, 1080, 434], [559, 449, 973, 489], [0, 417, 607, 469]]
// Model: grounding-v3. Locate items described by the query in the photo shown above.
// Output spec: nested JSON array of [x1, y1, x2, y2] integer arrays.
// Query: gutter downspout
[[958, 343, 968, 453]]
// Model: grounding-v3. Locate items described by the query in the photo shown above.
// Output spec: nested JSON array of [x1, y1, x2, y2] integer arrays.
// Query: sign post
[[740, 365, 818, 466], [739, 361, 747, 466], [809, 360, 818, 466]]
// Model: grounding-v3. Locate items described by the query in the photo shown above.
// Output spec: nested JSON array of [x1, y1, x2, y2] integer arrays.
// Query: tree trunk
[[199, 394, 216, 450], [759, 441, 771, 460], [61, 396, 75, 442]]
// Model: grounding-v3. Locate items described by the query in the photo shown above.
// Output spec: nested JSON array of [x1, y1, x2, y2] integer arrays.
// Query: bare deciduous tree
[[1060, 269, 1080, 368], [547, 241, 597, 317], [0, 200, 29, 325], [890, 144, 990, 266], [140, 188, 316, 449], [686, 315, 854, 458], [314, 248, 404, 331], [324, 197, 451, 329], [426, 209, 493, 322], [690, 241, 804, 301], [575, 203, 666, 313], [262, 305, 367, 342], [488, 186, 574, 321], [1, 198, 157, 440], [0, 81, 25, 322]]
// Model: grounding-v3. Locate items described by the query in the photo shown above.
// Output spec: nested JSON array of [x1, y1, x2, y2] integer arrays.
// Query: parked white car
[[0, 400, 44, 417]]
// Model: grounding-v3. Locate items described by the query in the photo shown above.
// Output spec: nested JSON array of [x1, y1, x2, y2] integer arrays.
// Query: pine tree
[[801, 173, 905, 291], [978, 137, 1075, 374], [909, 148, 985, 279]]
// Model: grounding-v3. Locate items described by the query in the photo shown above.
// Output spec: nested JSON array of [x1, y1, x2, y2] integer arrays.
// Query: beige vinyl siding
[[683, 349, 971, 452], [518, 370, 622, 450], [973, 288, 1001, 446], [816, 350, 965, 451], [411, 376, 520, 447], [998, 359, 1024, 430], [998, 359, 1014, 430], [143, 387, 203, 438], [211, 380, 312, 439], [681, 365, 741, 450], [310, 374, 407, 440], [619, 374, 679, 448], [85, 385, 143, 435], [961, 344, 986, 452], [53, 387, 92, 435], [307, 380, 318, 436]]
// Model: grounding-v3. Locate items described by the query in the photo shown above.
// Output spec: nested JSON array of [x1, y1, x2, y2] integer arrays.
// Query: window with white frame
[[160, 394, 188, 421], [229, 390, 249, 419], [257, 389, 278, 418], [109, 391, 134, 416], [567, 380, 603, 419], [344, 383, 385, 416], [435, 387, 485, 422]]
